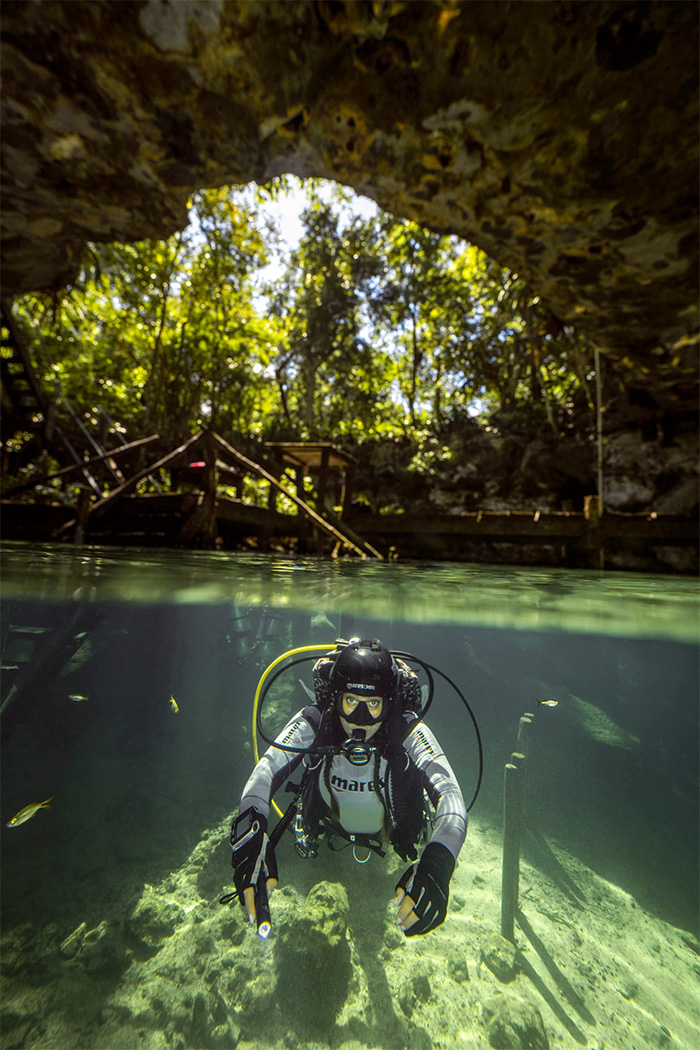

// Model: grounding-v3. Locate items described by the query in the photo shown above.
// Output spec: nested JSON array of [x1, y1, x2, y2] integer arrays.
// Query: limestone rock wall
[[1, 0, 698, 373]]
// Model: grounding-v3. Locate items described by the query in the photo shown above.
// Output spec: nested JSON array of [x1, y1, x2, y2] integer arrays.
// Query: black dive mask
[[341, 703, 384, 727]]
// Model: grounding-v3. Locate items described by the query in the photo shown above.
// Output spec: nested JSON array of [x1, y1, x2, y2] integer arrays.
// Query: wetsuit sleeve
[[239, 709, 317, 820], [404, 721, 468, 861]]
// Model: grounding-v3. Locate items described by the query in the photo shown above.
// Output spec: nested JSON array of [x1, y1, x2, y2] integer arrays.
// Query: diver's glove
[[230, 806, 278, 903], [395, 841, 455, 937]]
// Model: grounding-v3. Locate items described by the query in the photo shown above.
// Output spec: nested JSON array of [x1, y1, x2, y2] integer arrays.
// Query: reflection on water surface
[[1, 542, 697, 641]]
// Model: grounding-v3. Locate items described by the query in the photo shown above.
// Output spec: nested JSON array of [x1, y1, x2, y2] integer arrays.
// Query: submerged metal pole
[[501, 751, 525, 942], [516, 713, 534, 757], [501, 712, 535, 942]]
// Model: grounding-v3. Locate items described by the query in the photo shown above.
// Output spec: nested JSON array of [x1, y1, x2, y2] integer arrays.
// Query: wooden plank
[[1, 434, 160, 496], [263, 440, 357, 468], [324, 511, 385, 560], [55, 431, 203, 535], [346, 511, 587, 540], [212, 432, 382, 560], [345, 511, 699, 544]]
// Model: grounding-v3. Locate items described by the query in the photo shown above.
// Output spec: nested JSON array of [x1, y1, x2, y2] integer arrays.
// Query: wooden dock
[[343, 507, 698, 570], [1, 493, 696, 572]]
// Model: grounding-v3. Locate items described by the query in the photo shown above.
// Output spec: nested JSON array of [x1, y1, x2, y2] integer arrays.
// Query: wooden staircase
[[0, 299, 120, 496], [0, 298, 51, 433]]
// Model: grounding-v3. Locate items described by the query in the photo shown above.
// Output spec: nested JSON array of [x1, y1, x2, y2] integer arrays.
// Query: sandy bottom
[[1, 814, 698, 1050]]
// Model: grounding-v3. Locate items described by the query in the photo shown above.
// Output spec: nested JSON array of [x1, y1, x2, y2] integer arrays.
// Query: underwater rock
[[101, 970, 242, 1050], [398, 967, 432, 1018], [481, 933, 517, 983], [483, 994, 549, 1050], [383, 923, 404, 951], [447, 948, 470, 984], [60, 920, 128, 974], [311, 612, 337, 633], [82, 921, 129, 974], [274, 880, 351, 1032], [0, 1008, 37, 1049], [126, 886, 185, 951], [60, 921, 88, 959], [262, 692, 293, 734], [569, 696, 640, 750], [2, 924, 40, 978]]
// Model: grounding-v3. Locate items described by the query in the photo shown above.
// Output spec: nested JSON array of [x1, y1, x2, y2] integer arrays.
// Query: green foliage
[[14, 188, 280, 447], [267, 190, 401, 439], [10, 178, 597, 476]]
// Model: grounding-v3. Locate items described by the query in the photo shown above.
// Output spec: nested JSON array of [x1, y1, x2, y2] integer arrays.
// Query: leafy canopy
[[12, 179, 596, 455]]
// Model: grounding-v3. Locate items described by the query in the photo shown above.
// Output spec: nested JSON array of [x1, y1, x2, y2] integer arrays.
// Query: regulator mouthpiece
[[342, 728, 373, 766]]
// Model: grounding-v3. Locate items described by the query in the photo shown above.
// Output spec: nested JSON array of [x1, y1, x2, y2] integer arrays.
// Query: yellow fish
[[169, 696, 179, 714], [7, 797, 53, 828], [537, 699, 559, 708]]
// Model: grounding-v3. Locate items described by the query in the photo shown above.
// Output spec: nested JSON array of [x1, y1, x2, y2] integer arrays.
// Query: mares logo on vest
[[412, 727, 436, 758], [280, 719, 304, 745], [330, 774, 385, 793]]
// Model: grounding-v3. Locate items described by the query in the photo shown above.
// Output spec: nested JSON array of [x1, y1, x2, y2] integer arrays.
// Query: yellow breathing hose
[[252, 643, 336, 817]]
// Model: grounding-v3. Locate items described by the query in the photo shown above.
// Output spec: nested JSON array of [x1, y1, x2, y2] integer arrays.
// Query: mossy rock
[[127, 887, 185, 949], [483, 994, 549, 1049], [274, 881, 351, 1032], [481, 933, 517, 983], [447, 948, 470, 983], [398, 967, 432, 1017]]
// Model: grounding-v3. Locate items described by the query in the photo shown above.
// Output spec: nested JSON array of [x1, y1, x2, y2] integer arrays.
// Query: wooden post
[[266, 478, 278, 513], [317, 446, 330, 512], [294, 465, 305, 502], [44, 397, 56, 444], [340, 463, 355, 519], [501, 750, 526, 943], [73, 487, 92, 546], [177, 432, 219, 547], [294, 465, 310, 551], [584, 494, 604, 570]]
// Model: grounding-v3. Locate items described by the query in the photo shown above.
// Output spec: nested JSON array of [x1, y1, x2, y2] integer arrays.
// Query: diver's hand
[[230, 807, 278, 925], [394, 842, 455, 937]]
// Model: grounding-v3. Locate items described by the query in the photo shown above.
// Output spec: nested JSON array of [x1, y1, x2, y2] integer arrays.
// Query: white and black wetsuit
[[239, 705, 468, 862]]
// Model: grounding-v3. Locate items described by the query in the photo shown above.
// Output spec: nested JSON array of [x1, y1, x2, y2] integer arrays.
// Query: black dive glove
[[230, 806, 278, 904], [395, 841, 455, 937]]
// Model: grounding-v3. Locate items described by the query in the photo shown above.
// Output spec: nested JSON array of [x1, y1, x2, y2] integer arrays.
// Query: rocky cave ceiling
[[1, 0, 698, 388]]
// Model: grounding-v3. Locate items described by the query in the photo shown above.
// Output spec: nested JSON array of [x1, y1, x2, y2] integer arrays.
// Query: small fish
[[69, 694, 88, 702], [7, 797, 53, 828], [537, 699, 559, 708], [169, 696, 179, 714]]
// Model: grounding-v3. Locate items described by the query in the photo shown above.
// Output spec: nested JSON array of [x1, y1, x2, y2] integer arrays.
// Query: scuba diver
[[229, 638, 468, 938]]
